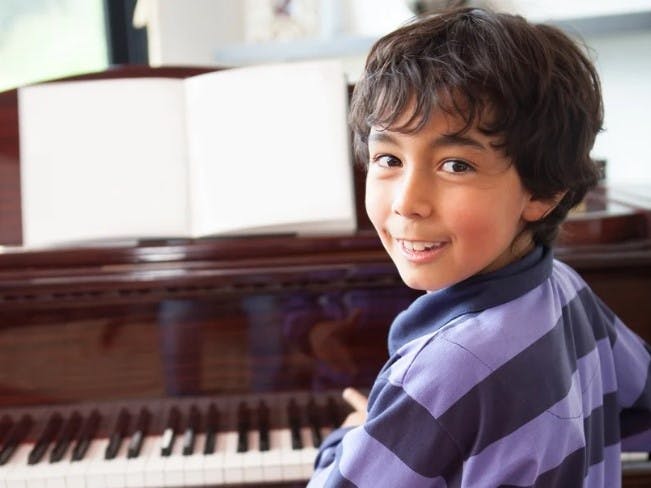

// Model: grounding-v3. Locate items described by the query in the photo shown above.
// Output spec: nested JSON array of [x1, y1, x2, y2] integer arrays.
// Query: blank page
[[184, 60, 356, 237], [19, 78, 190, 247]]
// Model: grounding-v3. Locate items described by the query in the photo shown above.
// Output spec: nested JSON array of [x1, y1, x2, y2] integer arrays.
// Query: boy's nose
[[390, 171, 433, 218]]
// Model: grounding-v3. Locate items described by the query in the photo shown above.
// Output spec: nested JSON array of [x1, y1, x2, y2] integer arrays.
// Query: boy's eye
[[372, 154, 402, 168], [441, 159, 473, 173]]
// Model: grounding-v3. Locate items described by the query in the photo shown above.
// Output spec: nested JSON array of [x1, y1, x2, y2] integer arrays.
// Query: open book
[[18, 60, 356, 247]]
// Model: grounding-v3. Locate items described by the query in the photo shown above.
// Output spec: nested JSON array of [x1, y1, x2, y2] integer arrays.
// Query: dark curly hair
[[349, 7, 604, 246]]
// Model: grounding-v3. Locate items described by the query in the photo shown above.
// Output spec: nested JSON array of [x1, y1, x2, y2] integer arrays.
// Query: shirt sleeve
[[612, 316, 651, 451], [307, 373, 463, 487]]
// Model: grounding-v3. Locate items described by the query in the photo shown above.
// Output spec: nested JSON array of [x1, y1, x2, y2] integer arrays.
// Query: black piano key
[[287, 399, 303, 450], [160, 406, 180, 457], [307, 397, 323, 447], [50, 411, 82, 463], [257, 400, 270, 452], [71, 409, 101, 461], [0, 414, 33, 465], [0, 415, 13, 445], [105, 408, 130, 460], [182, 404, 200, 456], [127, 407, 151, 459], [203, 403, 219, 455], [236, 401, 250, 453], [326, 396, 342, 427], [28, 412, 63, 465]]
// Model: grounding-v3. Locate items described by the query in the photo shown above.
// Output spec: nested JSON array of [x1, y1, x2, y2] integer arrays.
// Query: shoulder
[[382, 273, 577, 412], [381, 313, 517, 421]]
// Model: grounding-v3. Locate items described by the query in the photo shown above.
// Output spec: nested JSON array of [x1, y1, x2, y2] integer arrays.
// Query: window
[[0, 0, 108, 92]]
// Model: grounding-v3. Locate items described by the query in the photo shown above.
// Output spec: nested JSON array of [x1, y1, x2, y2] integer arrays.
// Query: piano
[[0, 67, 650, 487]]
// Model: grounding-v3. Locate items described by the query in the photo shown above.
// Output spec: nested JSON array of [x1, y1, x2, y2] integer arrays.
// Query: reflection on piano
[[0, 67, 650, 487]]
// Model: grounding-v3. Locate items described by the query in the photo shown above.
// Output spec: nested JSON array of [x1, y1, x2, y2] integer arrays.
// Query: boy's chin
[[396, 268, 447, 292]]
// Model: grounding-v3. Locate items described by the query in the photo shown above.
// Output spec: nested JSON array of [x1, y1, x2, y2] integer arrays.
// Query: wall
[[136, 0, 246, 66], [588, 30, 651, 183]]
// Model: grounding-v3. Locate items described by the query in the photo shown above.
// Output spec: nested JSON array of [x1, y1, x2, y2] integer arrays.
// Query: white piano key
[[143, 437, 165, 488], [5, 443, 33, 488], [161, 431, 185, 488], [260, 429, 285, 483], [84, 438, 110, 488], [221, 431, 244, 484], [104, 438, 129, 488], [201, 433, 225, 487], [65, 450, 90, 488], [277, 428, 305, 482], [61, 407, 103, 488], [241, 429, 263, 483], [13, 469, 46, 488], [621, 452, 650, 462], [125, 435, 157, 488], [45, 442, 73, 488], [25, 449, 54, 488], [181, 433, 205, 487], [24, 466, 48, 488]]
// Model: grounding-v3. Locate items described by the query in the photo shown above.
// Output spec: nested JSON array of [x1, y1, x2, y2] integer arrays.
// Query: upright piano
[[0, 67, 650, 487]]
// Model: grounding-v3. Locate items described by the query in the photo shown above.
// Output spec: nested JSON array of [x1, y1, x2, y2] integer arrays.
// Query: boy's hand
[[341, 387, 368, 427]]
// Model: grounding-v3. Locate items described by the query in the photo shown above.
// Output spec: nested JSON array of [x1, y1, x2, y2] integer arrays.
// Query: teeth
[[401, 240, 440, 251]]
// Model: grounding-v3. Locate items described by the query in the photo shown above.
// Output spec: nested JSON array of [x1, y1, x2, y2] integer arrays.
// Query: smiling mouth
[[398, 239, 447, 252]]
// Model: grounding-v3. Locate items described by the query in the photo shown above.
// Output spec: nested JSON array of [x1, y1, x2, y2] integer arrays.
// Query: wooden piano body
[[0, 67, 650, 487]]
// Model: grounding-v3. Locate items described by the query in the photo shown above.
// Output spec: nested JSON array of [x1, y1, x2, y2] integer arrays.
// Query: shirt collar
[[388, 245, 553, 355]]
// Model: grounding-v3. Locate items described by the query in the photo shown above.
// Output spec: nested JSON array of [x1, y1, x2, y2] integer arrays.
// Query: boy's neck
[[481, 232, 535, 276]]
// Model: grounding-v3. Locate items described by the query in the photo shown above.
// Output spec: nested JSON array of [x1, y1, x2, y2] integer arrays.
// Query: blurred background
[[1, 0, 650, 184]]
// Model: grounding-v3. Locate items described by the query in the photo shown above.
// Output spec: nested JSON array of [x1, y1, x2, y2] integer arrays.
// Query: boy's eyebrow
[[368, 131, 488, 150], [432, 133, 488, 151], [368, 131, 397, 144]]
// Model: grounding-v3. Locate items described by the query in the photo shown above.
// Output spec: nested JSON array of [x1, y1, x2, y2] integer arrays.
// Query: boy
[[307, 7, 651, 488]]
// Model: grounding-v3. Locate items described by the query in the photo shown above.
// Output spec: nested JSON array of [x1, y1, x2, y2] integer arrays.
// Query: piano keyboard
[[0, 391, 350, 488], [1, 391, 648, 488]]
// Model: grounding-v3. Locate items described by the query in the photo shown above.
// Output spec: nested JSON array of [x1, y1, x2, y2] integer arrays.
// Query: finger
[[342, 410, 367, 427], [342, 387, 368, 412]]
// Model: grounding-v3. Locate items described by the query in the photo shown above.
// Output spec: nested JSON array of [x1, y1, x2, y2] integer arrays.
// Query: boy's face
[[365, 108, 541, 291]]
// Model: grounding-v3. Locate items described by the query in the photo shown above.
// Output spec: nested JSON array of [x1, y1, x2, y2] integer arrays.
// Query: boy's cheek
[[363, 183, 386, 225]]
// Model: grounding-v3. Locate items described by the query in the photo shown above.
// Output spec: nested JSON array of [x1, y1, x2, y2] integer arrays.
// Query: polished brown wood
[[1, 66, 650, 486]]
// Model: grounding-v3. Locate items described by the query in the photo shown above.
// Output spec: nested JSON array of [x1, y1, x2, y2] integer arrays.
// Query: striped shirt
[[308, 246, 651, 487]]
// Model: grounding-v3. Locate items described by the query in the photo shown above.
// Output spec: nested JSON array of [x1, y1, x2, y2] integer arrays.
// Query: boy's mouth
[[398, 239, 446, 252]]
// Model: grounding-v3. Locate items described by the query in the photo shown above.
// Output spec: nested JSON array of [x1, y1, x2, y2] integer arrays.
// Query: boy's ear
[[522, 191, 567, 222]]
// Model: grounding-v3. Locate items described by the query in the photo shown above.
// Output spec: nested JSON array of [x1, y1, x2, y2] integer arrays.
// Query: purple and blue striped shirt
[[308, 246, 651, 487]]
